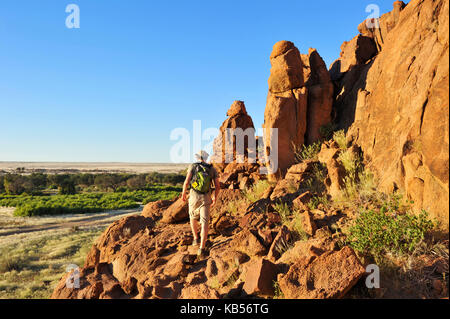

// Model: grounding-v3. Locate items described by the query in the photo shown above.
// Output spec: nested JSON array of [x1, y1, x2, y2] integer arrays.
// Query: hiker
[[182, 150, 220, 257]]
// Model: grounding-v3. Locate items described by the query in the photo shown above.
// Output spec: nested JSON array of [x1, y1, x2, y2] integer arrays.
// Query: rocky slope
[[52, 180, 365, 299], [51, 0, 448, 299]]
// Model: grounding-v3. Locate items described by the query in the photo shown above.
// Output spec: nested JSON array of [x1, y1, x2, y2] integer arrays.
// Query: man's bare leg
[[199, 221, 209, 250], [190, 218, 200, 244]]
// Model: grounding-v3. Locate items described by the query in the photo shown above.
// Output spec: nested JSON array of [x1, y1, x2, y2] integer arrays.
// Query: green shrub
[[333, 130, 347, 150], [273, 235, 294, 256], [273, 202, 291, 225], [347, 209, 436, 257], [293, 142, 322, 162], [273, 281, 285, 299], [307, 195, 330, 210], [302, 163, 327, 195], [226, 200, 241, 216], [337, 148, 379, 205], [0, 256, 24, 273], [292, 212, 308, 241], [243, 180, 270, 204], [274, 203, 308, 241]]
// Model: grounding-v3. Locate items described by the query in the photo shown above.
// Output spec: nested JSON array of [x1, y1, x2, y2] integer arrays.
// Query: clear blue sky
[[0, 0, 399, 163]]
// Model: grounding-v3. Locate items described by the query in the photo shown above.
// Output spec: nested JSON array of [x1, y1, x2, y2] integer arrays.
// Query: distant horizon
[[0, 161, 190, 164], [0, 0, 402, 163]]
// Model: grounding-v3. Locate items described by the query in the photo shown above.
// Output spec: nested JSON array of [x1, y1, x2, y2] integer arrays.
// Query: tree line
[[0, 172, 186, 196]]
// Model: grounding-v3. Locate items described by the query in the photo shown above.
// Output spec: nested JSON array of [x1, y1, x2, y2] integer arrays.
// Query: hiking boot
[[197, 248, 208, 259]]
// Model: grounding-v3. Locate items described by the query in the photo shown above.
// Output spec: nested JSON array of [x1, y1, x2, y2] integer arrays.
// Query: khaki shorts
[[188, 189, 212, 225]]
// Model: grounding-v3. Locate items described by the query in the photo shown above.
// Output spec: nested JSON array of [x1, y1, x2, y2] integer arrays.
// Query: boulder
[[161, 197, 189, 224], [267, 226, 292, 262], [211, 189, 245, 216], [269, 178, 299, 202], [227, 100, 247, 117], [263, 41, 308, 178], [318, 142, 346, 198], [242, 258, 279, 296], [142, 199, 174, 219], [264, 88, 308, 179], [268, 41, 305, 93], [230, 229, 267, 257], [300, 210, 317, 237], [302, 48, 334, 144], [278, 246, 365, 299], [329, 35, 377, 81], [277, 236, 337, 265], [285, 161, 315, 183], [264, 41, 334, 178], [293, 191, 313, 211], [180, 284, 220, 299]]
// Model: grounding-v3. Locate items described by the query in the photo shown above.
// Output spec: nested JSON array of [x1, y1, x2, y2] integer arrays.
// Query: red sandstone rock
[[278, 246, 365, 299], [302, 48, 334, 144], [241, 258, 279, 296], [293, 191, 313, 211], [267, 226, 292, 262], [318, 142, 346, 198], [161, 197, 189, 224], [142, 199, 174, 220], [347, 0, 449, 228], [210, 101, 256, 166]]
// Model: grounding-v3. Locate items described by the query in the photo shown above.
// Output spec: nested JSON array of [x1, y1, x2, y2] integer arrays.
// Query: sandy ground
[[0, 207, 141, 247], [0, 162, 189, 174]]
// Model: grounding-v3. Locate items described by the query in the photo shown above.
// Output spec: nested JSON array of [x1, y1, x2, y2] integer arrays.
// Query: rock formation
[[302, 48, 334, 145], [263, 41, 308, 179], [51, 191, 364, 299], [263, 42, 333, 179], [210, 100, 256, 171], [337, 0, 449, 228], [209, 100, 263, 190], [357, 1, 407, 52]]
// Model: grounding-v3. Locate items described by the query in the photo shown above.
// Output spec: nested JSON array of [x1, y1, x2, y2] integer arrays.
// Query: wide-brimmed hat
[[194, 150, 209, 161]]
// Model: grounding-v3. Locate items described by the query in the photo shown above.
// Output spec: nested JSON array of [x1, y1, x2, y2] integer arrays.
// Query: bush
[[0, 255, 24, 273], [273, 281, 285, 299], [302, 163, 327, 195], [293, 142, 322, 162], [332, 130, 347, 150], [273, 202, 291, 225], [226, 200, 241, 216], [274, 203, 308, 241], [307, 195, 330, 210], [292, 211, 308, 241], [347, 209, 436, 257], [243, 180, 270, 204], [337, 147, 378, 205]]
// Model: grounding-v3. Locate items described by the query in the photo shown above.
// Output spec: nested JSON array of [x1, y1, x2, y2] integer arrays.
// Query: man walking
[[182, 150, 220, 257]]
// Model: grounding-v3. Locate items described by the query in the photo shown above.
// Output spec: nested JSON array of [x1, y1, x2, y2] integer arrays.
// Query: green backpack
[[191, 163, 213, 194]]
